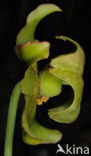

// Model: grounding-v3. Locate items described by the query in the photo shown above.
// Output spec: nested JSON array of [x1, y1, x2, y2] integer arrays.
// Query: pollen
[[37, 96, 49, 105]]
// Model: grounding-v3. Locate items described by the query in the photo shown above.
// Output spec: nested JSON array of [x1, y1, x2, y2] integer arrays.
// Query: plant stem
[[4, 82, 21, 156]]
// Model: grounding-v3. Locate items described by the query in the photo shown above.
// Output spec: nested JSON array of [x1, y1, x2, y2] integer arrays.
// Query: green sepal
[[16, 4, 62, 45], [21, 66, 38, 96], [15, 41, 50, 65], [21, 66, 62, 145]]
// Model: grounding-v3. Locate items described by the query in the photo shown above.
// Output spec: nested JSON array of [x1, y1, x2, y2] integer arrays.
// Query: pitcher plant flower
[[4, 4, 85, 156]]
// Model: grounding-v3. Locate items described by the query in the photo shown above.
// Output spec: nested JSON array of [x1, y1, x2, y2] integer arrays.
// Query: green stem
[[4, 82, 21, 156]]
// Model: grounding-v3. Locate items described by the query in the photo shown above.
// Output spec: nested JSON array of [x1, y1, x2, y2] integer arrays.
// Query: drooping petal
[[21, 66, 62, 145], [48, 68, 84, 123], [50, 36, 85, 75], [16, 4, 62, 45], [48, 36, 85, 123]]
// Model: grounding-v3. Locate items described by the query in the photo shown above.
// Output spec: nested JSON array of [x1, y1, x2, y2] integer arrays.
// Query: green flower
[[15, 4, 85, 144], [4, 4, 85, 156]]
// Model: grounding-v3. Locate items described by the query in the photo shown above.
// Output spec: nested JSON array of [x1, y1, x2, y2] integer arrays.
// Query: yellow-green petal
[[48, 68, 84, 123], [50, 36, 85, 76], [16, 4, 62, 45], [48, 36, 85, 123]]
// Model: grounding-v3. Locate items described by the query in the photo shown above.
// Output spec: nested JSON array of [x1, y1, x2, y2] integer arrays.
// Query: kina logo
[[56, 144, 89, 155]]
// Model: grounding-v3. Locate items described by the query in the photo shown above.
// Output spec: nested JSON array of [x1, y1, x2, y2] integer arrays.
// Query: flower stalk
[[4, 83, 21, 156]]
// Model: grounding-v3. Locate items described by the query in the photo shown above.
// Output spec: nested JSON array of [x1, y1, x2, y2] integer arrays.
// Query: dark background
[[0, 0, 91, 155]]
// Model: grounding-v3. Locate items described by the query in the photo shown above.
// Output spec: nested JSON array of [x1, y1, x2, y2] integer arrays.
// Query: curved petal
[[16, 4, 62, 45], [48, 36, 85, 123], [50, 36, 85, 75], [21, 66, 62, 145], [48, 68, 84, 123]]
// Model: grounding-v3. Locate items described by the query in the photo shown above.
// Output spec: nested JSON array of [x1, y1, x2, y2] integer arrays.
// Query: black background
[[0, 0, 91, 155]]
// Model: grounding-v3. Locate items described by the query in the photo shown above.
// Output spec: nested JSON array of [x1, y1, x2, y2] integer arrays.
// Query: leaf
[[21, 66, 62, 145], [16, 4, 62, 45]]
